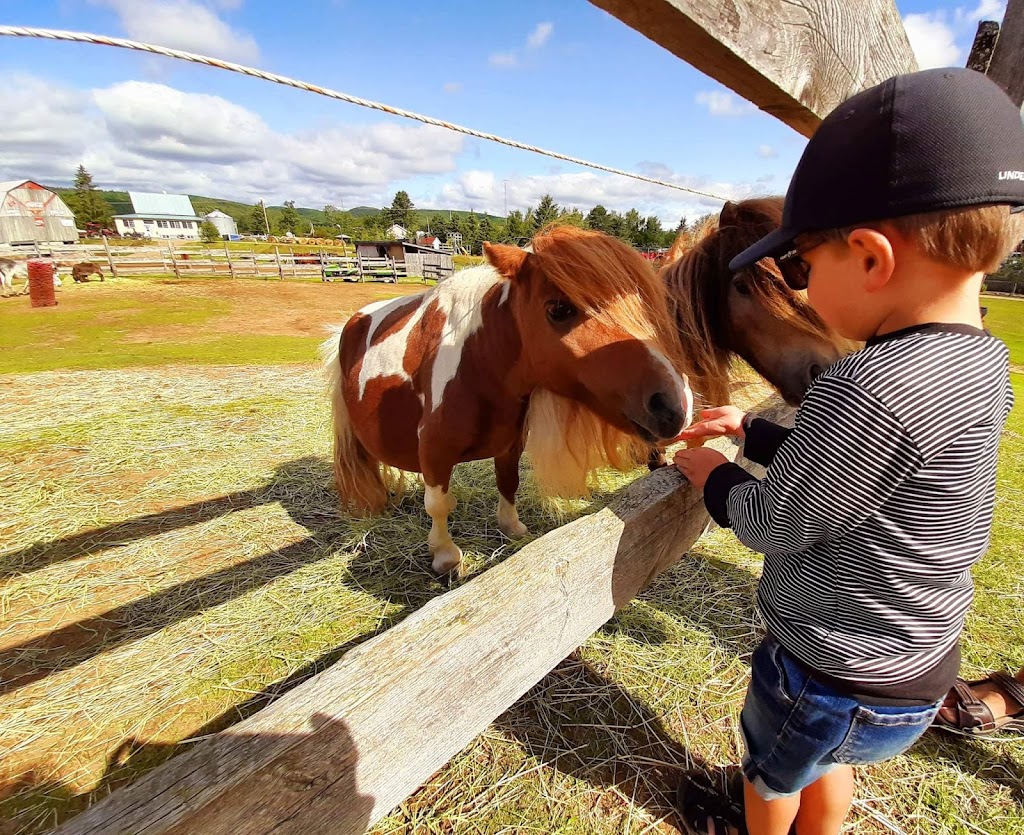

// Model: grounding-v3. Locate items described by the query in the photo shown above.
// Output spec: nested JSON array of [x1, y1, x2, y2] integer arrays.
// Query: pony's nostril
[[647, 392, 684, 433], [807, 364, 825, 382]]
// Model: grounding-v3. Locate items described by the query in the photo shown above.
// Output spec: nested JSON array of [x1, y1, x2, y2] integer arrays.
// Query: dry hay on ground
[[1, 363, 1021, 835]]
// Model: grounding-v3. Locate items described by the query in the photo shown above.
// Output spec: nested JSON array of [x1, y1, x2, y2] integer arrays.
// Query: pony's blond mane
[[520, 225, 691, 497], [659, 198, 837, 406]]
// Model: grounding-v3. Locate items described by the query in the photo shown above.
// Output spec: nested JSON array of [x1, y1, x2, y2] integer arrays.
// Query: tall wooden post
[[224, 242, 234, 279], [102, 236, 118, 279], [988, 0, 1024, 107], [966, 20, 1000, 73], [274, 246, 285, 280], [169, 243, 180, 280]]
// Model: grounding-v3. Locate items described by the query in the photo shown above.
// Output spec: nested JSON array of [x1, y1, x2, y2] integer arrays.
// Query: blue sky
[[0, 0, 1008, 224]]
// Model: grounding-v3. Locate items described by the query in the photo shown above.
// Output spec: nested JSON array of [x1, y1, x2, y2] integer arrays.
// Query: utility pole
[[502, 179, 510, 218], [260, 199, 271, 236]]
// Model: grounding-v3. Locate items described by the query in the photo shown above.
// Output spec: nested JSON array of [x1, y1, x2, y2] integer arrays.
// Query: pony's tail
[[320, 328, 392, 515]]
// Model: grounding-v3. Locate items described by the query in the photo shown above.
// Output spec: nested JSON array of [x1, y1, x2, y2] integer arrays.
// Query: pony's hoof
[[431, 544, 463, 574], [499, 520, 529, 538]]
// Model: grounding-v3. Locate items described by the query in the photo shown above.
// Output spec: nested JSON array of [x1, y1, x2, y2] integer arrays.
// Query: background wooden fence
[[0, 241, 441, 282]]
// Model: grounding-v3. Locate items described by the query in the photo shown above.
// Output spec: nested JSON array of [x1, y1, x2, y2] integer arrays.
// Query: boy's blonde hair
[[824, 205, 1024, 273]]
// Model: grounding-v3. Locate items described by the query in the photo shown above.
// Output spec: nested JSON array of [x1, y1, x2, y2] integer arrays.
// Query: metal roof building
[[113, 191, 202, 239]]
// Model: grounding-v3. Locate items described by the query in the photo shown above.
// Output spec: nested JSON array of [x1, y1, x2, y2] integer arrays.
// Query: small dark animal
[[71, 262, 104, 283]]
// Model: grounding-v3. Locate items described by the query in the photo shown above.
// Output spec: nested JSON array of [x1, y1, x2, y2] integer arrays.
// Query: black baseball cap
[[730, 68, 1024, 271]]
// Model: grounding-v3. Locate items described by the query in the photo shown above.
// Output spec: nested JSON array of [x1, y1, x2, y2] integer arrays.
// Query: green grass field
[[0, 280, 1021, 834]]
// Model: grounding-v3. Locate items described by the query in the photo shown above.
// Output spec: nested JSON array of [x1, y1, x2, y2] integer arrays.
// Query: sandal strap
[[950, 677, 997, 732], [990, 670, 1024, 712]]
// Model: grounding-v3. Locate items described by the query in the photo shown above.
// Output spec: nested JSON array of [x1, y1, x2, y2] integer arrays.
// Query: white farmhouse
[[113, 192, 202, 240]]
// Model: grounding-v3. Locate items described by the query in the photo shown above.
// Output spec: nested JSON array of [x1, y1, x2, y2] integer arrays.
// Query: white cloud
[[903, 12, 962, 68], [488, 51, 518, 68], [0, 74, 465, 210], [904, 2, 1008, 70], [443, 82, 463, 94], [490, 20, 554, 69], [94, 0, 260, 64], [757, 144, 778, 159], [955, 1, 1006, 24], [695, 90, 755, 117], [435, 168, 765, 228], [526, 22, 554, 49]]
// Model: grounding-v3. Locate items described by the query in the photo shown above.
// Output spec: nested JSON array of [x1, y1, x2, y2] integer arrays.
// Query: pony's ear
[[484, 242, 528, 279], [719, 200, 738, 225]]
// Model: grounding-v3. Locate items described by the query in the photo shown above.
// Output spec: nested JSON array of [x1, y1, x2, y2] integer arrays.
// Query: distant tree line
[[61, 167, 713, 254]]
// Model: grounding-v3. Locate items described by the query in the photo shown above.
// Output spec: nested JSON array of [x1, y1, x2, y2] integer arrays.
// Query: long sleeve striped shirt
[[703, 323, 1013, 703]]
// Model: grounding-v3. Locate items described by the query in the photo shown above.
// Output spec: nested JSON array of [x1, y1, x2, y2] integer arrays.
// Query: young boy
[[672, 67, 1024, 835]]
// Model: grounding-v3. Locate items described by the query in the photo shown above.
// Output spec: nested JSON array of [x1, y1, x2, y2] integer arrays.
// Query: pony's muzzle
[[641, 391, 687, 440]]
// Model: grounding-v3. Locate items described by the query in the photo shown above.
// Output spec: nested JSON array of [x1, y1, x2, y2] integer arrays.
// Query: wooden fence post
[[987, 0, 1024, 107], [224, 242, 234, 279], [966, 19, 1000, 73], [251, 248, 259, 278], [274, 246, 285, 280], [168, 243, 180, 280], [102, 236, 118, 279]]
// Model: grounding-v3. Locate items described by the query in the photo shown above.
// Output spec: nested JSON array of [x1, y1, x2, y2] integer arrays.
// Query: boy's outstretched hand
[[673, 447, 729, 489], [670, 405, 747, 444]]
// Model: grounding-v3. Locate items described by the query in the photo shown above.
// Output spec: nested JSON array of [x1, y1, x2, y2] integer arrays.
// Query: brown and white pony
[[323, 226, 692, 573], [661, 197, 850, 408]]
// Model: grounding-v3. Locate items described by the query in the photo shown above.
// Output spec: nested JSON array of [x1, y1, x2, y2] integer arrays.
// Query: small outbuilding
[[0, 180, 78, 245]]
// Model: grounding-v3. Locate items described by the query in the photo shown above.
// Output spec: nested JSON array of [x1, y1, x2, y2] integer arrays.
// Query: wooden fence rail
[[588, 0, 917, 137], [0, 242, 443, 282], [52, 401, 792, 835]]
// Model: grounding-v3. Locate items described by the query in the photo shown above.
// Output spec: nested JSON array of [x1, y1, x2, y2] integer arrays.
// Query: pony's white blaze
[[646, 341, 693, 428], [356, 295, 425, 398], [427, 265, 502, 412]]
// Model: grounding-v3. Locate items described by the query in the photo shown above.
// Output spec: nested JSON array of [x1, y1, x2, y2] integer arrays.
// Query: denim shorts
[[741, 635, 940, 800]]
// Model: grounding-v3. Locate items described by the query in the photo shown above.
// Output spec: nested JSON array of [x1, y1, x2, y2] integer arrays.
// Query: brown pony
[[661, 197, 850, 408], [323, 226, 691, 573]]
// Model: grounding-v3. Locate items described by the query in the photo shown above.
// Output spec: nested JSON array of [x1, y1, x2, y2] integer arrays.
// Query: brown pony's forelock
[[660, 197, 835, 406], [529, 224, 685, 368]]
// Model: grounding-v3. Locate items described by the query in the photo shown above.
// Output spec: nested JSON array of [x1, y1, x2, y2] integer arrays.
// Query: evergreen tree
[[585, 205, 612, 233], [532, 194, 560, 231], [635, 215, 664, 249], [199, 220, 221, 243], [622, 209, 643, 245], [248, 202, 269, 235], [277, 200, 300, 236], [67, 164, 113, 230], [384, 190, 415, 231]]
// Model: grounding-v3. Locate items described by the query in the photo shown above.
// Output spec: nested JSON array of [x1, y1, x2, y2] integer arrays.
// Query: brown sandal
[[933, 671, 1024, 736]]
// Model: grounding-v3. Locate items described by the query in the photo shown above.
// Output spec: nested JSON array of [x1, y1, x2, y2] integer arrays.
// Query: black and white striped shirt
[[704, 324, 1013, 702]]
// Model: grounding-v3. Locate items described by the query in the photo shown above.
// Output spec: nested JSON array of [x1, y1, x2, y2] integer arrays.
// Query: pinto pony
[[323, 226, 692, 573], [660, 198, 849, 407]]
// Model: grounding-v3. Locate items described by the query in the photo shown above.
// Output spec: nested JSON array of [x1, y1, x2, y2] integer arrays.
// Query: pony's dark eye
[[734, 277, 752, 296], [545, 300, 578, 324]]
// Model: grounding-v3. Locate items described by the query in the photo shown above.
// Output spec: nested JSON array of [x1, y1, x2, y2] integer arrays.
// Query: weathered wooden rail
[[588, 0, 917, 137], [52, 402, 792, 835]]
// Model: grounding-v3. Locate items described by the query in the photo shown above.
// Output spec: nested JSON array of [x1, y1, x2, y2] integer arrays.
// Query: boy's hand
[[673, 447, 729, 489], [670, 406, 747, 445]]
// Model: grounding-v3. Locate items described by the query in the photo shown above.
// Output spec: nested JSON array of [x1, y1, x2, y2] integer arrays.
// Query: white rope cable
[[0, 25, 729, 203]]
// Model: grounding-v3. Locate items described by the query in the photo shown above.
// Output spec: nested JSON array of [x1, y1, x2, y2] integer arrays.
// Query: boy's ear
[[847, 228, 895, 292], [484, 242, 529, 279]]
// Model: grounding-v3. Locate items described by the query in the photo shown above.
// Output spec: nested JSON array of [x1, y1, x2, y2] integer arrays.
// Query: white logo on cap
[[999, 171, 1024, 181]]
